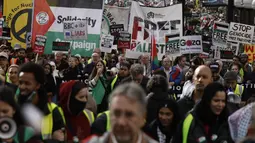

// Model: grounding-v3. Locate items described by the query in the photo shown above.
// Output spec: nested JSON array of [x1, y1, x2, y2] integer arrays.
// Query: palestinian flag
[[151, 33, 160, 71]]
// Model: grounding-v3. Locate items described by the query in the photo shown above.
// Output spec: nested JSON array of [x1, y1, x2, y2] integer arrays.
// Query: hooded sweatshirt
[[147, 99, 180, 143], [59, 81, 91, 142]]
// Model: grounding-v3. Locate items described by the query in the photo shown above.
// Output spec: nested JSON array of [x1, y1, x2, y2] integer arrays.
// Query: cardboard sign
[[101, 34, 114, 53], [118, 31, 131, 49], [34, 35, 47, 54], [52, 41, 70, 53], [180, 35, 202, 54], [227, 22, 254, 44], [212, 22, 229, 46], [63, 21, 88, 40]]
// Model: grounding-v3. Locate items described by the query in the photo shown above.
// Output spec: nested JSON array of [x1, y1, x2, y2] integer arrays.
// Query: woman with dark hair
[[147, 99, 180, 143], [173, 82, 233, 143], [146, 75, 171, 123], [44, 63, 57, 102], [0, 86, 35, 143], [88, 60, 109, 112]]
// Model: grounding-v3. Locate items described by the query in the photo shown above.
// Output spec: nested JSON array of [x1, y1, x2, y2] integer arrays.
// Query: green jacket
[[13, 126, 35, 143]]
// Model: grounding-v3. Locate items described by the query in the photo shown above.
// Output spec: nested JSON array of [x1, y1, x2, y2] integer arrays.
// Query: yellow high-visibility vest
[[111, 75, 118, 90], [97, 110, 111, 131], [182, 114, 194, 143], [42, 105, 94, 140], [41, 103, 59, 140], [234, 84, 244, 97]]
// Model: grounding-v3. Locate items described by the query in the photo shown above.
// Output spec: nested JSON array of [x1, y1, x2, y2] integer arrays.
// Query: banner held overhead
[[45, 0, 103, 57], [3, 0, 33, 48]]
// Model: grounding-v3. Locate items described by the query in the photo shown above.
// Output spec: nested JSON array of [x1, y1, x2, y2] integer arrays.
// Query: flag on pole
[[151, 33, 160, 71], [31, 0, 55, 53]]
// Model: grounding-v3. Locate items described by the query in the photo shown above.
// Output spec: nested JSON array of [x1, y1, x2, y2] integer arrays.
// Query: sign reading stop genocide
[[179, 35, 202, 54], [227, 22, 254, 44]]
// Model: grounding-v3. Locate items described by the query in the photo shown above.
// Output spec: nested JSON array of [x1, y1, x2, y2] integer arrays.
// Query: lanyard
[[111, 132, 142, 143]]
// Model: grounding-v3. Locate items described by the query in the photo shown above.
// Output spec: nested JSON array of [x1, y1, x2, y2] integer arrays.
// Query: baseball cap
[[0, 52, 8, 59], [209, 62, 220, 73], [224, 71, 237, 81]]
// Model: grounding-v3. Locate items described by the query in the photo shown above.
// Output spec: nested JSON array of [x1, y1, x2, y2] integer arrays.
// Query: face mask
[[69, 97, 87, 115]]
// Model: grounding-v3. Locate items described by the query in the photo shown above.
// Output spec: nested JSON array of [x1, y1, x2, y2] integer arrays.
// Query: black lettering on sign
[[11, 8, 32, 43]]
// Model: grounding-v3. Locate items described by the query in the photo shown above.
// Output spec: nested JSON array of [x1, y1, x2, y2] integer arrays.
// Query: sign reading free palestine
[[44, 1, 103, 57]]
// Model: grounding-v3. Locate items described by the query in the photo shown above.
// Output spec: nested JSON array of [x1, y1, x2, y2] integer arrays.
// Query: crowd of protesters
[[0, 40, 255, 143]]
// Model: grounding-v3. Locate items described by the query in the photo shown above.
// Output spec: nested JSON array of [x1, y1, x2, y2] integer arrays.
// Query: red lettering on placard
[[245, 45, 254, 53], [132, 17, 142, 40]]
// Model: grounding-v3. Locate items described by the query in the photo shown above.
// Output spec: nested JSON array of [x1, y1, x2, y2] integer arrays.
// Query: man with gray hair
[[140, 54, 152, 77], [121, 63, 149, 93], [86, 83, 157, 143]]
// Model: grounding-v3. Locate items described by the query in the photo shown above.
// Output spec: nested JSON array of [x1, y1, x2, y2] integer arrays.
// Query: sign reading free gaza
[[45, 6, 103, 57]]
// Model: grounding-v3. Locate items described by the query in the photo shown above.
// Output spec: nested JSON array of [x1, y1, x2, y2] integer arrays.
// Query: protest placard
[[180, 35, 202, 54], [212, 22, 229, 46], [52, 41, 70, 53], [34, 35, 47, 54], [118, 31, 131, 49], [101, 34, 114, 53], [227, 22, 254, 44], [63, 21, 88, 40], [244, 44, 255, 63], [110, 24, 124, 45], [165, 34, 180, 57]]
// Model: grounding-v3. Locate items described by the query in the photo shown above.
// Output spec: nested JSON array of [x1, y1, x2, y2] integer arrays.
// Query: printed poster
[[102, 5, 129, 35], [212, 22, 229, 47], [179, 35, 202, 54], [45, 0, 103, 57], [3, 0, 33, 48], [100, 34, 114, 53]]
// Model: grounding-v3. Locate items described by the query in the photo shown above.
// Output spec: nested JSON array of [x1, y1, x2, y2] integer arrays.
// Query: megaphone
[[0, 117, 17, 139]]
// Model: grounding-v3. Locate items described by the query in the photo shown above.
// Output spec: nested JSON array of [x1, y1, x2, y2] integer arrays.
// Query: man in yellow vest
[[224, 71, 246, 102], [17, 62, 65, 142]]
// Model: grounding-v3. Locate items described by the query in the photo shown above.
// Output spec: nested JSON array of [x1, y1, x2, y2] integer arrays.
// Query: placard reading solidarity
[[227, 22, 254, 44], [180, 35, 202, 54]]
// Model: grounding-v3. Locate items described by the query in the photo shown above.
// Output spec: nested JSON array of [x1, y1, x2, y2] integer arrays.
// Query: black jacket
[[177, 96, 195, 120], [63, 66, 80, 81], [172, 110, 233, 143]]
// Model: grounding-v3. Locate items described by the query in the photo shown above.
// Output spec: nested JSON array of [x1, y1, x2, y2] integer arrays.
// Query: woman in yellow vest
[[59, 80, 94, 143], [172, 83, 233, 143]]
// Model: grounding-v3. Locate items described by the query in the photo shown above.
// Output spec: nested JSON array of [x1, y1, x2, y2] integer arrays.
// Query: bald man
[[178, 65, 213, 118]]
